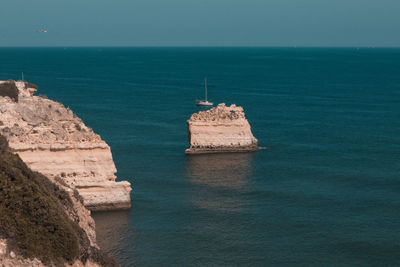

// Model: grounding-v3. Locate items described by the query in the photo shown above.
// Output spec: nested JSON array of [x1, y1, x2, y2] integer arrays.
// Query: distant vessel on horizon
[[37, 25, 48, 33], [196, 77, 213, 106]]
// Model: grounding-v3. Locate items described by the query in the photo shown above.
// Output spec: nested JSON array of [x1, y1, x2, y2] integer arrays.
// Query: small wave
[[258, 146, 269, 150]]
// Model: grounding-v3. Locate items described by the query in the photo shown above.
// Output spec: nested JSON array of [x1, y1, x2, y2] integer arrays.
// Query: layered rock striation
[[0, 80, 132, 211], [186, 103, 258, 154]]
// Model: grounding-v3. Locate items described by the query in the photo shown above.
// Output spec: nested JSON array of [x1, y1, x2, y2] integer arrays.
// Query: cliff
[[185, 103, 258, 154], [0, 80, 132, 211], [0, 135, 117, 266]]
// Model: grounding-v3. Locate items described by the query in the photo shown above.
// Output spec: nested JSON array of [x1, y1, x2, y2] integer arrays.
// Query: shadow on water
[[186, 152, 255, 189], [92, 211, 130, 255], [185, 152, 255, 212], [181, 152, 268, 266]]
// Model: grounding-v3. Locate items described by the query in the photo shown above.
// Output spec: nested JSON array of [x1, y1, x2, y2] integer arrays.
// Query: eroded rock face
[[185, 103, 258, 154], [0, 81, 132, 211]]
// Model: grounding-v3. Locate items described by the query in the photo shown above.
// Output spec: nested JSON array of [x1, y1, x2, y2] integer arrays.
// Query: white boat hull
[[196, 100, 213, 106]]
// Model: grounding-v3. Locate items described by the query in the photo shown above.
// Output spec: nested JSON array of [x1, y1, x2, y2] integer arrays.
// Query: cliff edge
[[0, 80, 132, 211], [185, 103, 258, 154]]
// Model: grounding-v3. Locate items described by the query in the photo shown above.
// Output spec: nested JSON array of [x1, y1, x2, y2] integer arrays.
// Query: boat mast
[[21, 72, 24, 82], [205, 77, 207, 101]]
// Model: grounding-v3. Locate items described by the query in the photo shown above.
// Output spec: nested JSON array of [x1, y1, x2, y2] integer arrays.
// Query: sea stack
[[186, 103, 258, 154], [0, 80, 132, 211]]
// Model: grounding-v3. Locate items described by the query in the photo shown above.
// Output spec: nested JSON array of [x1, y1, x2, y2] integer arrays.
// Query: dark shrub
[[73, 189, 85, 205], [0, 135, 8, 151], [54, 175, 68, 187], [0, 80, 18, 102], [24, 82, 38, 89]]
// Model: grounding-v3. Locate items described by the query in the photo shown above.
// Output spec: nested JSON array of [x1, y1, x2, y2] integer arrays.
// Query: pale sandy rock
[[0, 240, 6, 256], [0, 237, 100, 266], [0, 239, 44, 266], [61, 184, 98, 247], [0, 81, 132, 211], [71, 259, 102, 267], [186, 103, 258, 154]]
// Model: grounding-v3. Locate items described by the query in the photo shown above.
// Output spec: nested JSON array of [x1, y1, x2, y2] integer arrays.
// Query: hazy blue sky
[[1, 0, 399, 47]]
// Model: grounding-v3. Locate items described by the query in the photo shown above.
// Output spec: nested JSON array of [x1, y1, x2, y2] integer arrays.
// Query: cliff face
[[0, 81, 132, 211], [0, 135, 117, 266], [186, 103, 258, 154]]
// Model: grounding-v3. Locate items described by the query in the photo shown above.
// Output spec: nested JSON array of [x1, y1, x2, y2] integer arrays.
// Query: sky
[[0, 0, 399, 47]]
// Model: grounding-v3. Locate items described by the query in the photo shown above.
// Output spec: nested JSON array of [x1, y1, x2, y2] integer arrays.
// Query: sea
[[0, 47, 399, 266]]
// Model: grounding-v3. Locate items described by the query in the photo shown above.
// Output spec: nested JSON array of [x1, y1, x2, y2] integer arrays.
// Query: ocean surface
[[1, 47, 400, 266]]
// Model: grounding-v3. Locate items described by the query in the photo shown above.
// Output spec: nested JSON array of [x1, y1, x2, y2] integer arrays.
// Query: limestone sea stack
[[0, 80, 132, 211], [186, 103, 258, 154]]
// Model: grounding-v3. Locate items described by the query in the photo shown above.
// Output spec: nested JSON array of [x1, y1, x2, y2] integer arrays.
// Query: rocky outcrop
[[0, 135, 117, 266], [185, 103, 258, 154], [0, 80, 132, 211]]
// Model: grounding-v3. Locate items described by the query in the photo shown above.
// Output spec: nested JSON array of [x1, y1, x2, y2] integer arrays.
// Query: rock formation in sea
[[0, 80, 132, 211], [185, 103, 258, 154]]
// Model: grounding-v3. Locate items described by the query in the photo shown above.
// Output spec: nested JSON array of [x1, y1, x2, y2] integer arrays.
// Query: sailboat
[[196, 77, 213, 106]]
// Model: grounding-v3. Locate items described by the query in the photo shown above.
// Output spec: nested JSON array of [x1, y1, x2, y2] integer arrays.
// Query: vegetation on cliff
[[24, 81, 38, 89], [0, 80, 18, 102], [0, 135, 78, 263], [0, 135, 117, 266]]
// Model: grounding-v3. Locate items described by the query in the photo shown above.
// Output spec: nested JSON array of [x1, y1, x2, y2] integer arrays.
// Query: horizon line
[[0, 45, 400, 49]]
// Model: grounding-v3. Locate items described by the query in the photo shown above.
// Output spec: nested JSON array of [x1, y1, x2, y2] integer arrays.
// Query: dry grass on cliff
[[0, 80, 18, 102], [24, 82, 38, 89], [0, 135, 79, 264], [0, 135, 118, 266]]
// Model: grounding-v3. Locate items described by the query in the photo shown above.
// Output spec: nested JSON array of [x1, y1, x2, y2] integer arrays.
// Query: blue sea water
[[1, 47, 400, 266]]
